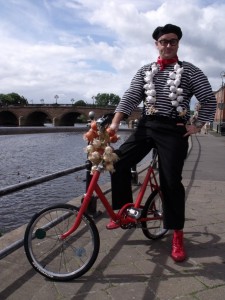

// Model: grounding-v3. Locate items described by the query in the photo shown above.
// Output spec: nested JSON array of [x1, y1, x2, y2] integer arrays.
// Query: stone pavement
[[0, 132, 225, 300]]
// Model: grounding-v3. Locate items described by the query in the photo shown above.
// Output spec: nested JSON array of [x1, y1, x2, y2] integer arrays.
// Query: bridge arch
[[0, 111, 18, 126], [58, 112, 88, 126], [25, 111, 52, 126]]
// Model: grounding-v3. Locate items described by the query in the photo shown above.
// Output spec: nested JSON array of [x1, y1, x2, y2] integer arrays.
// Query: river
[[0, 128, 135, 233]]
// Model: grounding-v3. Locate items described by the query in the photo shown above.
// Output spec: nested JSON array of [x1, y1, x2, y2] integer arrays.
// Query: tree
[[108, 93, 121, 106], [76, 114, 87, 123], [0, 94, 13, 106], [94, 93, 120, 106], [74, 100, 86, 106], [0, 93, 28, 106]]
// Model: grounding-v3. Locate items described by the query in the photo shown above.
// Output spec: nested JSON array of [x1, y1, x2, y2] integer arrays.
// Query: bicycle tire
[[24, 204, 100, 281], [141, 189, 168, 239]]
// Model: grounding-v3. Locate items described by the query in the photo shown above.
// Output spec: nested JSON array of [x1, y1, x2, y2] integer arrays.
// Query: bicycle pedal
[[127, 208, 143, 219]]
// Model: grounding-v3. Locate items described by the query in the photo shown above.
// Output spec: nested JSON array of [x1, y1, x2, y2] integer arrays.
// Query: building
[[213, 75, 225, 134]]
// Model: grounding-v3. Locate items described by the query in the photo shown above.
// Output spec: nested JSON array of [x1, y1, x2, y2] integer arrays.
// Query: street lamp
[[54, 94, 59, 104], [219, 71, 225, 133]]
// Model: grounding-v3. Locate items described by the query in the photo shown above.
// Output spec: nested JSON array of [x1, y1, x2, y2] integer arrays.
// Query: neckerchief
[[157, 56, 178, 70]]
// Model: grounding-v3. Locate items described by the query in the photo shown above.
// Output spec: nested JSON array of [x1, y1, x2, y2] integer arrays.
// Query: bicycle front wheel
[[24, 204, 100, 281], [141, 189, 168, 239]]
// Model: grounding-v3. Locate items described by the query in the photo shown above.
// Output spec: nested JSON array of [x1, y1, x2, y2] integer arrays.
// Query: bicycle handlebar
[[96, 113, 114, 130]]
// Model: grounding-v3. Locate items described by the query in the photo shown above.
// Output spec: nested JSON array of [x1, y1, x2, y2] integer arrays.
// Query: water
[[0, 130, 132, 233]]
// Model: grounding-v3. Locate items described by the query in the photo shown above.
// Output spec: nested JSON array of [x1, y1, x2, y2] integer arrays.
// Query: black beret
[[152, 24, 182, 40]]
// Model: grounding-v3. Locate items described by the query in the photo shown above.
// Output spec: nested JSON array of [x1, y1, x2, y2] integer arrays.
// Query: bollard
[[85, 161, 98, 214], [152, 148, 158, 169], [133, 119, 139, 128], [81, 160, 102, 218], [131, 165, 139, 185]]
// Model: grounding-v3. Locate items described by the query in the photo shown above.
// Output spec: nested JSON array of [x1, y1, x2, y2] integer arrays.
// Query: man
[[107, 24, 216, 262]]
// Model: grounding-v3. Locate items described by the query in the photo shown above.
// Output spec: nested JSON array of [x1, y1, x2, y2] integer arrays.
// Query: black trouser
[[111, 116, 189, 230]]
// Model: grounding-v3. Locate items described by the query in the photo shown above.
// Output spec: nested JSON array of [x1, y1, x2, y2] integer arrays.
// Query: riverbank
[[0, 126, 132, 135], [0, 126, 85, 135]]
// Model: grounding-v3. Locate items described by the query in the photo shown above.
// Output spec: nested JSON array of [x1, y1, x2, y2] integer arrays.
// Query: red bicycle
[[24, 115, 168, 281]]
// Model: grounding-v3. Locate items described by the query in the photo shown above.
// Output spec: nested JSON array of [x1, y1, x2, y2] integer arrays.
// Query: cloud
[[0, 0, 224, 104]]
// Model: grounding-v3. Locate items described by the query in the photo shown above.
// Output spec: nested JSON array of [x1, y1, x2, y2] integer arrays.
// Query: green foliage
[[0, 93, 28, 106], [74, 100, 87, 106], [77, 114, 87, 123], [0, 94, 12, 105], [94, 93, 120, 106]]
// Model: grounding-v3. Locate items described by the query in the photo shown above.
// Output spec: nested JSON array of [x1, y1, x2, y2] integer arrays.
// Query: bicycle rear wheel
[[141, 189, 168, 239], [24, 204, 100, 281]]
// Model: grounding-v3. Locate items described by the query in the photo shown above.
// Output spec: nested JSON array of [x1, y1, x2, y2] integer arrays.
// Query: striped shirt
[[115, 61, 216, 123]]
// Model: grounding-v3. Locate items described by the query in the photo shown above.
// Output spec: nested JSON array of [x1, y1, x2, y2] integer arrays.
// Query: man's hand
[[109, 112, 125, 132], [110, 123, 120, 132], [184, 124, 202, 137]]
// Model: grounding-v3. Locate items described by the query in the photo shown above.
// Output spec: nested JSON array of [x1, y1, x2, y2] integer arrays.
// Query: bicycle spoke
[[24, 204, 100, 281], [141, 190, 168, 239]]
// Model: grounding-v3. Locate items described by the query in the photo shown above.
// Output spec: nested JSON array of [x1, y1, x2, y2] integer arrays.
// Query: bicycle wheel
[[141, 189, 168, 239], [24, 204, 100, 281]]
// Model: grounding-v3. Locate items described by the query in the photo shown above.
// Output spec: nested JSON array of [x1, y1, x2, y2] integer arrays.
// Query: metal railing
[[0, 163, 88, 259], [0, 160, 147, 260], [0, 163, 88, 197]]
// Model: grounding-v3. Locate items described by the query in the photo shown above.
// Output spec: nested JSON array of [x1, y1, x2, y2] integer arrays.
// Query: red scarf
[[157, 56, 178, 70]]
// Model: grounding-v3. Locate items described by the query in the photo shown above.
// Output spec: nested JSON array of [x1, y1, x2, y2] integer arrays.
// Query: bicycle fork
[[60, 170, 102, 240]]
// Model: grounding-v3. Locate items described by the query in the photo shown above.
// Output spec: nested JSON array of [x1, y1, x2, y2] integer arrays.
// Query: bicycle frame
[[23, 116, 168, 282], [61, 156, 160, 240]]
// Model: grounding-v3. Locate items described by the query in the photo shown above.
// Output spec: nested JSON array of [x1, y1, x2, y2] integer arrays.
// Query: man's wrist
[[110, 123, 120, 132]]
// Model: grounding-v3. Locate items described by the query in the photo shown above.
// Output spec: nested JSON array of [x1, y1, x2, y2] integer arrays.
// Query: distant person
[[107, 24, 216, 262], [203, 122, 210, 134], [191, 102, 200, 124]]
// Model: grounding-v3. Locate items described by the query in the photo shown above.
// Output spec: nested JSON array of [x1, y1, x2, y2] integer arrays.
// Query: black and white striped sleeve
[[186, 62, 217, 122], [115, 65, 149, 116]]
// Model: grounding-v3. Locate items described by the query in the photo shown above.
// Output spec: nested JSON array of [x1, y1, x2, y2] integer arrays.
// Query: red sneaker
[[106, 219, 120, 230], [171, 230, 186, 262]]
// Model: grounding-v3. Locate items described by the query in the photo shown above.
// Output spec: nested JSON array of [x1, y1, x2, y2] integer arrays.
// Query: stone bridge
[[0, 105, 142, 126]]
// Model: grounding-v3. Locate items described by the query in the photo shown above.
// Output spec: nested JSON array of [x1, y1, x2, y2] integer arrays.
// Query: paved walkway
[[0, 132, 225, 300]]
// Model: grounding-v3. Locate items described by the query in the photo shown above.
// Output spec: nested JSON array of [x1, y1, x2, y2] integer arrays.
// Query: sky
[[0, 0, 225, 105]]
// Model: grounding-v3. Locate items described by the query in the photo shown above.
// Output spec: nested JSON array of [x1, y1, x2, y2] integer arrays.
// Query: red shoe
[[106, 219, 120, 230], [171, 230, 186, 262]]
